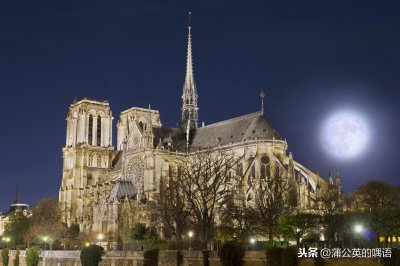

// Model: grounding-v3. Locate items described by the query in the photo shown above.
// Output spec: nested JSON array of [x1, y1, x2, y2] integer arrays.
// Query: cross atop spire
[[182, 11, 199, 134]]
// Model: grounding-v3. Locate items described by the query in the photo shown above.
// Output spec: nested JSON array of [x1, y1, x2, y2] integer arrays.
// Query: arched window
[[97, 116, 101, 146], [275, 165, 280, 177], [260, 155, 270, 179], [249, 164, 256, 180], [88, 115, 93, 144], [88, 154, 93, 166]]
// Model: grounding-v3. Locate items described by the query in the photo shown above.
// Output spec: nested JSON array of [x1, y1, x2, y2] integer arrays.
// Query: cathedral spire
[[182, 11, 198, 133], [14, 186, 19, 204], [260, 91, 265, 115]]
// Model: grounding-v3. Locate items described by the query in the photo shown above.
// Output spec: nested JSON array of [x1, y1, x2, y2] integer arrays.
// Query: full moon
[[321, 111, 369, 159]]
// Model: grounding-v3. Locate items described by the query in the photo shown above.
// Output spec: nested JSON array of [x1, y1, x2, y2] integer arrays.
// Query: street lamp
[[2, 236, 11, 248], [354, 224, 364, 247], [97, 233, 104, 247], [250, 238, 256, 251], [42, 236, 49, 250], [354, 224, 363, 234], [188, 231, 194, 250]]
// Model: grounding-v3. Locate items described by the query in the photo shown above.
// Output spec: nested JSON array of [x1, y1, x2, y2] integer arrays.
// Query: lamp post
[[97, 233, 104, 247], [250, 238, 256, 251], [296, 228, 301, 247], [42, 236, 49, 250], [188, 231, 194, 250], [354, 224, 363, 247], [2, 237, 11, 248]]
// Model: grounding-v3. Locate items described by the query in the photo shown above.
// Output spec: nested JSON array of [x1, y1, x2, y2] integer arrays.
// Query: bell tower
[[59, 98, 114, 226]]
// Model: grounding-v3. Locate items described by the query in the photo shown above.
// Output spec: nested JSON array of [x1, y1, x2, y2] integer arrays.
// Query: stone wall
[[0, 250, 269, 266], [0, 250, 385, 266]]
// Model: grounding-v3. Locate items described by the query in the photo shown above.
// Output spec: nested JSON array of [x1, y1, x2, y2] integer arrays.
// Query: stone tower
[[59, 98, 114, 226]]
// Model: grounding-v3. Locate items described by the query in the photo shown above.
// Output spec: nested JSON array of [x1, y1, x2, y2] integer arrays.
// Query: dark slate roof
[[117, 112, 282, 152], [106, 180, 138, 202], [190, 111, 282, 149], [112, 151, 122, 168], [153, 126, 187, 151]]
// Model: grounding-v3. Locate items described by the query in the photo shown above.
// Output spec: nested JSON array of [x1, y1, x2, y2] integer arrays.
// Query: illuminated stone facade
[[58, 26, 339, 243]]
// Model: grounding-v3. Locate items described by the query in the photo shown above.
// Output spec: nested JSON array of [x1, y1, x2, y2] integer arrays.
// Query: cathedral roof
[[153, 126, 187, 151], [112, 151, 122, 168], [151, 111, 282, 151], [190, 111, 283, 149], [106, 180, 138, 202]]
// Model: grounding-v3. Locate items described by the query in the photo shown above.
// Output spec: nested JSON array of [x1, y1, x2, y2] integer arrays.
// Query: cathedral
[[58, 23, 340, 245]]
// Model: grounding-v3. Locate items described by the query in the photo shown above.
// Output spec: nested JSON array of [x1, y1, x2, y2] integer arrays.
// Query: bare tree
[[253, 174, 294, 244], [318, 183, 345, 247], [218, 200, 257, 242], [176, 149, 242, 247], [26, 198, 67, 249], [157, 169, 191, 241]]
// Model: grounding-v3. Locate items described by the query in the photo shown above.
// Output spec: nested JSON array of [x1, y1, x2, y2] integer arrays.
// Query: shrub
[[80, 245, 104, 266], [266, 247, 282, 266], [13, 249, 20, 266], [266, 246, 299, 266], [152, 240, 168, 250], [132, 223, 148, 240], [144, 248, 159, 266], [218, 241, 245, 266], [131, 223, 157, 241], [281, 246, 298, 266], [25, 247, 41, 266], [145, 226, 158, 241], [1, 248, 9, 266]]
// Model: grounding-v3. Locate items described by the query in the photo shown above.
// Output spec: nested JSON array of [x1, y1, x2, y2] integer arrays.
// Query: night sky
[[0, 0, 399, 211]]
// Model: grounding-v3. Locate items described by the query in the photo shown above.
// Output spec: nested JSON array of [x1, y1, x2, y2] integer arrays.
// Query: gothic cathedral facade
[[59, 24, 340, 243]]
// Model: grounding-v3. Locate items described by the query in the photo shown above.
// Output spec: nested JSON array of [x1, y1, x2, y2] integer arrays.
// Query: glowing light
[[321, 110, 369, 159], [354, 224, 363, 234], [97, 233, 104, 241], [188, 231, 194, 238], [250, 238, 256, 244]]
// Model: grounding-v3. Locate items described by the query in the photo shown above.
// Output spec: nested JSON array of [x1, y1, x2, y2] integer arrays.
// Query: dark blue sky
[[0, 0, 399, 211]]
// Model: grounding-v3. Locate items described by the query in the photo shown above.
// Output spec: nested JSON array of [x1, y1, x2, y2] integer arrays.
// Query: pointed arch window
[[249, 164, 256, 180], [260, 155, 270, 179], [88, 115, 93, 145], [275, 165, 281, 178], [97, 115, 101, 146]]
